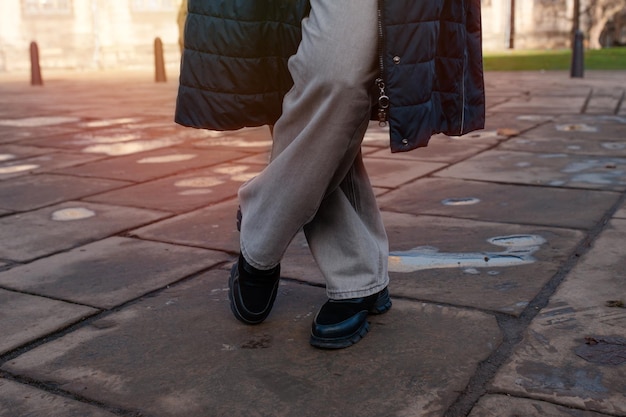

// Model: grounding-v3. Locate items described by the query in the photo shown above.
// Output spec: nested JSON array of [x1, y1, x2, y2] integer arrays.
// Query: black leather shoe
[[310, 287, 391, 349], [228, 254, 280, 325]]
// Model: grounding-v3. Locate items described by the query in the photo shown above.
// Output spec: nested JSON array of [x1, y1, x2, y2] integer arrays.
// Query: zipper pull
[[376, 78, 389, 127]]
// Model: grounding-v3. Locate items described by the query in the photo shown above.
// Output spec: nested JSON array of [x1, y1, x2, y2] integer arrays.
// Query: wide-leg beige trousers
[[238, 0, 389, 299]]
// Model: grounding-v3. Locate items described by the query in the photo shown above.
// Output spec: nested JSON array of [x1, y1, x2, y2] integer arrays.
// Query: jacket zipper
[[376, 0, 389, 127]]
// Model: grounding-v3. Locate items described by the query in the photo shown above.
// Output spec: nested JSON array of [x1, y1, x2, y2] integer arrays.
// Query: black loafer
[[228, 254, 280, 325], [310, 287, 392, 349]]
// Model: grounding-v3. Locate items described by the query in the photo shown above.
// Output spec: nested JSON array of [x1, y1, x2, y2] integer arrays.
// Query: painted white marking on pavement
[[389, 234, 546, 273]]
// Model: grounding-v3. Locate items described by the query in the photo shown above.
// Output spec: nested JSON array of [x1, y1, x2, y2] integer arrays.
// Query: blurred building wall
[[0, 0, 182, 72], [0, 0, 621, 73]]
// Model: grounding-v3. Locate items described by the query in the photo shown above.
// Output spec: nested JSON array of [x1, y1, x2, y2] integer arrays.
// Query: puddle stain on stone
[[514, 362, 610, 398], [575, 336, 626, 366], [178, 189, 213, 196], [137, 154, 197, 164], [196, 137, 272, 148], [602, 143, 626, 151], [517, 115, 555, 122], [539, 153, 568, 159], [555, 158, 626, 185], [81, 118, 139, 128], [0, 116, 80, 127], [82, 138, 182, 156], [561, 159, 626, 174], [73, 133, 141, 145], [555, 124, 599, 132], [51, 207, 96, 221], [441, 197, 481, 206], [389, 234, 546, 273], [174, 177, 224, 188], [0, 164, 39, 175], [173, 165, 260, 196]]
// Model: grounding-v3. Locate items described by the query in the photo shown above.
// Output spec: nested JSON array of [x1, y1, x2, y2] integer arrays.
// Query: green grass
[[483, 47, 626, 71]]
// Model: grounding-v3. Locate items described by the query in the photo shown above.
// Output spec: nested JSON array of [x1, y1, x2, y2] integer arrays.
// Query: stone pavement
[[0, 69, 625, 417]]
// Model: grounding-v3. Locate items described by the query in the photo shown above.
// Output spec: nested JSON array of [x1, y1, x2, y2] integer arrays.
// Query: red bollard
[[30, 41, 43, 86], [154, 37, 167, 83]]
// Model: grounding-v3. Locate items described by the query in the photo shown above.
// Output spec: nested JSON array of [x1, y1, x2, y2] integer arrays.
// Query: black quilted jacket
[[175, 0, 485, 152]]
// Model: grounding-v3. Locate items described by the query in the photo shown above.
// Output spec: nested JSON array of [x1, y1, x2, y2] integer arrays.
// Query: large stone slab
[[191, 126, 273, 152], [2, 271, 502, 417], [0, 174, 130, 211], [469, 394, 609, 417], [0, 144, 58, 160], [585, 88, 625, 114], [130, 199, 240, 253], [364, 157, 445, 189], [0, 201, 167, 262], [489, 93, 587, 114], [436, 150, 626, 191], [483, 112, 553, 133], [383, 212, 584, 315], [367, 139, 489, 164], [56, 147, 247, 182], [0, 289, 97, 355], [500, 115, 626, 156], [22, 120, 214, 154], [0, 125, 80, 144], [378, 177, 620, 230], [0, 237, 229, 309], [0, 379, 119, 417], [0, 152, 103, 180], [85, 163, 257, 213], [490, 219, 626, 415], [133, 203, 327, 288]]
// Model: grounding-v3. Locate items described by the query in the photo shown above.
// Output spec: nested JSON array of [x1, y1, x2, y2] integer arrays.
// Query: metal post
[[509, 0, 516, 49], [570, 30, 584, 78], [154, 37, 167, 83], [30, 41, 43, 86], [572, 0, 581, 45]]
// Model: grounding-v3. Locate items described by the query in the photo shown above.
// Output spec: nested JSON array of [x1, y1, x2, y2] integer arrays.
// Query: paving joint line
[[0, 370, 146, 417], [615, 89, 625, 115], [484, 389, 623, 417], [580, 87, 593, 114], [0, 260, 230, 365], [443, 188, 626, 417]]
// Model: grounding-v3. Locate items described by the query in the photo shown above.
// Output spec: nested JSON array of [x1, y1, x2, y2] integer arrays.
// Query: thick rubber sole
[[309, 320, 370, 349], [309, 289, 392, 349]]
